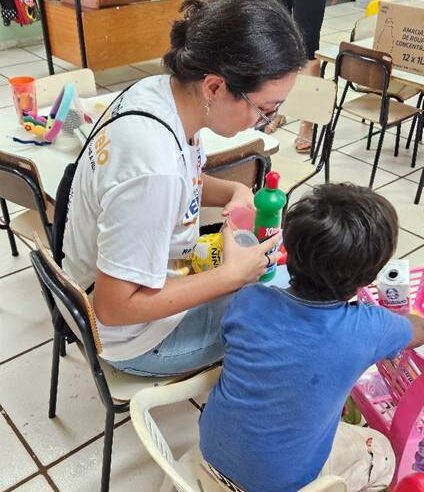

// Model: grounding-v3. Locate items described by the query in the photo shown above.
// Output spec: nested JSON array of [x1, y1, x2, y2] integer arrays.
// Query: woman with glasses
[[63, 0, 306, 376]]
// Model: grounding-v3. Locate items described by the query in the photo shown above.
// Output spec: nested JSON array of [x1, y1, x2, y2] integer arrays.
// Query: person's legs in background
[[292, 0, 326, 153]]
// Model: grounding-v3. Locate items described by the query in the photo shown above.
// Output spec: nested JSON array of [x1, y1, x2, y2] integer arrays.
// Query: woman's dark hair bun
[[164, 0, 306, 94], [181, 0, 206, 20]]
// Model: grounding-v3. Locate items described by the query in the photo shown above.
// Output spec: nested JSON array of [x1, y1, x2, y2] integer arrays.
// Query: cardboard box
[[373, 0, 424, 76]]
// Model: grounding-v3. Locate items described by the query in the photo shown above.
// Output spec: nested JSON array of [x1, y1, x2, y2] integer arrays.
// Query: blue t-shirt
[[199, 284, 412, 492]]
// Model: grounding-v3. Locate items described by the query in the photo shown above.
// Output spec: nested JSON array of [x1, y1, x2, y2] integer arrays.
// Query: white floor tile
[[0, 48, 41, 69], [0, 232, 31, 278], [396, 229, 424, 259], [0, 415, 38, 490], [403, 168, 424, 185], [130, 58, 165, 76], [0, 61, 64, 80], [0, 83, 13, 108], [308, 150, 399, 188], [52, 57, 80, 71], [325, 3, 362, 18], [13, 475, 54, 491], [320, 30, 352, 45], [404, 246, 424, 268], [49, 400, 199, 492], [339, 132, 423, 178], [377, 179, 424, 238], [0, 74, 8, 86], [22, 44, 46, 58], [0, 268, 52, 363], [93, 66, 145, 87], [0, 342, 124, 465], [270, 128, 311, 163], [0, 202, 26, 217], [322, 13, 359, 33]]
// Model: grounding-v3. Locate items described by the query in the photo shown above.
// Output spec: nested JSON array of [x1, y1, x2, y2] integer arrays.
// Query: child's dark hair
[[284, 183, 398, 301], [163, 0, 306, 96]]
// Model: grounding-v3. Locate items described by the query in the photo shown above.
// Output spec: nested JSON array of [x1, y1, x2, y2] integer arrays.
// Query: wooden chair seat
[[342, 93, 420, 126], [10, 200, 54, 248]]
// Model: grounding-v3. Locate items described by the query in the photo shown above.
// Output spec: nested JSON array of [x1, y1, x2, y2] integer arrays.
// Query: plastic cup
[[227, 206, 255, 231], [233, 230, 259, 247], [9, 76, 37, 124]]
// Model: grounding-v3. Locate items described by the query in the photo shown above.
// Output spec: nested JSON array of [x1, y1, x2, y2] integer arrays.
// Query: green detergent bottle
[[254, 171, 287, 282]]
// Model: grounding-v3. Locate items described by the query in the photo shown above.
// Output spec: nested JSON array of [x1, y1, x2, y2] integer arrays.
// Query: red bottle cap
[[265, 171, 280, 189]]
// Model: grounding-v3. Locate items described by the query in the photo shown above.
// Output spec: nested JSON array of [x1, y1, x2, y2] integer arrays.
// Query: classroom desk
[[315, 38, 424, 92], [0, 92, 279, 198]]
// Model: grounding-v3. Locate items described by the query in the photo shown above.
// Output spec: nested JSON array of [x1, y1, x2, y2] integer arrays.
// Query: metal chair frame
[[332, 47, 423, 190], [0, 159, 53, 256]]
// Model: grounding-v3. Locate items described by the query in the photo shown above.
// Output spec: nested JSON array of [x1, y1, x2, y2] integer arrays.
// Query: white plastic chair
[[130, 366, 348, 492], [36, 68, 97, 107]]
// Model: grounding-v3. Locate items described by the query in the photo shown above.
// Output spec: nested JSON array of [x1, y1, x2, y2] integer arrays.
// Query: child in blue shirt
[[199, 183, 424, 492]]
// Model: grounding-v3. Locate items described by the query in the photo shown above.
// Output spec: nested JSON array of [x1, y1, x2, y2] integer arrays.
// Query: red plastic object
[[277, 244, 287, 265], [393, 473, 424, 492]]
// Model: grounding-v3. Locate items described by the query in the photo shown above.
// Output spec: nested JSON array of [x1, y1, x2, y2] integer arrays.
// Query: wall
[[0, 22, 42, 49]]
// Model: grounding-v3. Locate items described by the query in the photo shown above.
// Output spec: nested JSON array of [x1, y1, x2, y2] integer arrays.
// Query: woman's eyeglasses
[[240, 92, 283, 129]]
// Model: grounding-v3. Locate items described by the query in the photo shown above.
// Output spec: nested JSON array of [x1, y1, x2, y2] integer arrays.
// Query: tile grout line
[[0, 265, 33, 282], [0, 404, 60, 492], [0, 338, 53, 367], [400, 243, 424, 260], [44, 415, 132, 473]]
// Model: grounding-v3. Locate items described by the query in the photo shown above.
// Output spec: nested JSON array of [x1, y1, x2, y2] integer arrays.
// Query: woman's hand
[[222, 182, 254, 217], [220, 223, 282, 286]]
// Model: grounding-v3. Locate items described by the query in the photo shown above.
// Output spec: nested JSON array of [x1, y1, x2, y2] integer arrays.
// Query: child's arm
[[405, 314, 424, 349]]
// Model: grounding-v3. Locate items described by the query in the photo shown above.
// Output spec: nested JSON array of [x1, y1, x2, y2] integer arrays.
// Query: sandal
[[263, 114, 287, 134], [294, 121, 313, 154], [294, 136, 312, 154]]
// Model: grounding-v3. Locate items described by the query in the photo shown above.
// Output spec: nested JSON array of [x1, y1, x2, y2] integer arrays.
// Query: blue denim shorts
[[109, 266, 290, 377]]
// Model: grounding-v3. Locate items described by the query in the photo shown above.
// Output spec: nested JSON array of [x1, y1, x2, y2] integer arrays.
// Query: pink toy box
[[353, 266, 424, 488]]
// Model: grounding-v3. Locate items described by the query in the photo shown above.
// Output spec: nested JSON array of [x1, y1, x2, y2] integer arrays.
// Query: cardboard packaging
[[374, 0, 424, 76], [376, 258, 411, 314]]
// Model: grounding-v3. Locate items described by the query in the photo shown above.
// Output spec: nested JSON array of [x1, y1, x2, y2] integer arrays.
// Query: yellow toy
[[365, 0, 380, 17]]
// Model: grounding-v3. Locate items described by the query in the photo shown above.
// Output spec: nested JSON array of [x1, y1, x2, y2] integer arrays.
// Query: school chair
[[0, 150, 54, 256], [130, 366, 348, 492], [36, 68, 96, 107], [201, 138, 269, 231], [30, 234, 208, 492], [350, 16, 422, 152], [277, 74, 337, 200], [332, 42, 423, 194]]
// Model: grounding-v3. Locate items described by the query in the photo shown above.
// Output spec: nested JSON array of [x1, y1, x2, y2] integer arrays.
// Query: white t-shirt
[[63, 75, 206, 361]]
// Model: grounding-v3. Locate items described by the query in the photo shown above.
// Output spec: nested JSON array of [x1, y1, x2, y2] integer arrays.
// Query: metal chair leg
[[369, 126, 387, 189], [101, 410, 115, 492], [394, 124, 401, 157], [411, 113, 423, 173], [0, 198, 19, 257], [49, 330, 63, 418], [60, 336, 67, 357], [366, 122, 374, 150], [415, 167, 424, 205], [407, 93, 424, 150]]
